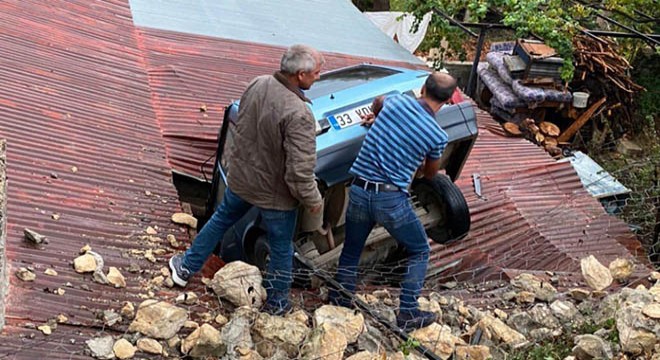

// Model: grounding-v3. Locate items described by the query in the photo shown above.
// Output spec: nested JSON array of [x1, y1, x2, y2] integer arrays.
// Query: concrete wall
[[0, 140, 6, 331]]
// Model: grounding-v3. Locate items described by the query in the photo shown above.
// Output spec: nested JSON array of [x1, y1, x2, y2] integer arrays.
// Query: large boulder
[[127, 300, 187, 339], [210, 261, 266, 308]]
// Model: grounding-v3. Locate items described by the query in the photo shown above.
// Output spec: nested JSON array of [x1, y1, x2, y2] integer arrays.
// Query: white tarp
[[364, 11, 432, 53]]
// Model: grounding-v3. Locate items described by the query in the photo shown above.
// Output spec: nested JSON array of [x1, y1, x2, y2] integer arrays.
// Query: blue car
[[206, 64, 478, 273]]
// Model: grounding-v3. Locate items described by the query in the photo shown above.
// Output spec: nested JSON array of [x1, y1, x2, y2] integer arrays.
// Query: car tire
[[412, 173, 470, 244], [254, 235, 270, 272], [253, 234, 312, 288]]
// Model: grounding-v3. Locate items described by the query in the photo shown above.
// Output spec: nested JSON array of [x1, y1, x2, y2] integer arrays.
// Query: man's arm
[[361, 95, 385, 126], [422, 157, 441, 180], [283, 113, 323, 210]]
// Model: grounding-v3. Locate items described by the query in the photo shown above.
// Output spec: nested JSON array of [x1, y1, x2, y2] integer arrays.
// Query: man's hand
[[309, 203, 323, 214], [361, 113, 375, 127]]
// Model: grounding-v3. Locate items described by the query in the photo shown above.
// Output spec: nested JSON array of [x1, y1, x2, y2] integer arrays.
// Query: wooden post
[[557, 97, 607, 143]]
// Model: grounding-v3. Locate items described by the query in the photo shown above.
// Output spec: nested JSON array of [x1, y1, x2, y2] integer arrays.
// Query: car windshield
[[304, 65, 399, 99]]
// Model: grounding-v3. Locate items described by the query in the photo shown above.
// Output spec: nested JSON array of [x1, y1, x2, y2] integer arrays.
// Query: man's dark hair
[[424, 73, 457, 103]]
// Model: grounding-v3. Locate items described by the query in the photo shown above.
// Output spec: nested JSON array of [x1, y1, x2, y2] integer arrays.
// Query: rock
[[166, 336, 180, 349], [569, 288, 591, 302], [103, 310, 122, 326], [167, 234, 179, 248], [56, 314, 68, 323], [506, 311, 536, 336], [419, 297, 442, 318], [299, 322, 347, 360], [252, 312, 310, 358], [128, 300, 187, 339], [210, 261, 266, 308], [221, 314, 254, 358], [113, 339, 136, 359], [609, 258, 634, 281], [16, 267, 36, 281], [615, 288, 657, 355], [515, 291, 536, 304], [171, 213, 198, 228], [642, 303, 660, 319], [80, 244, 92, 253], [24, 228, 46, 244], [313, 305, 364, 343], [234, 346, 264, 360], [346, 351, 377, 360], [38, 324, 51, 335], [550, 300, 579, 322], [529, 327, 557, 341], [136, 338, 162, 355], [285, 309, 309, 325], [454, 345, 491, 360], [215, 314, 229, 326], [494, 309, 508, 320], [74, 253, 97, 272], [410, 323, 464, 359], [44, 268, 58, 276], [176, 291, 198, 305], [510, 273, 557, 302], [581, 255, 613, 291], [86, 336, 115, 359], [572, 334, 613, 360], [181, 323, 226, 358], [474, 315, 527, 346], [357, 323, 385, 354], [121, 302, 134, 318], [184, 321, 199, 329], [107, 267, 126, 288], [529, 304, 560, 329], [146, 226, 157, 235]]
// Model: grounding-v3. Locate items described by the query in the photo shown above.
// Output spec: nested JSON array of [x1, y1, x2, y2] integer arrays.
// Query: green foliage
[[507, 339, 573, 360], [398, 337, 421, 356], [398, 0, 659, 82]]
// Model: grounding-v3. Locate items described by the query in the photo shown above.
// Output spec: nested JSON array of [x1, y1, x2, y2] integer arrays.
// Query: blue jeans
[[183, 187, 297, 308], [334, 185, 430, 311]]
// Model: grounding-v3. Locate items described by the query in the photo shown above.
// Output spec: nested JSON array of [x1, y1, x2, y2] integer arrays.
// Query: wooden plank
[[557, 97, 607, 143]]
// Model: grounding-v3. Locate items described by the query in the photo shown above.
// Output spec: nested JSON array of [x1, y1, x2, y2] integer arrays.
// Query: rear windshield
[[304, 65, 399, 99]]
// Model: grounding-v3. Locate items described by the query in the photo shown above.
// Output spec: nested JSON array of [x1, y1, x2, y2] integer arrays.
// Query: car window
[[304, 66, 399, 99]]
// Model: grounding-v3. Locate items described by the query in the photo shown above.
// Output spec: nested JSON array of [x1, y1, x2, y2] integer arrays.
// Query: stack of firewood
[[571, 35, 645, 137], [504, 119, 562, 156]]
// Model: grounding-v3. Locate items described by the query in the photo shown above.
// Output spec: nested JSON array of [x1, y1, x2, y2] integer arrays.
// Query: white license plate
[[331, 104, 373, 129]]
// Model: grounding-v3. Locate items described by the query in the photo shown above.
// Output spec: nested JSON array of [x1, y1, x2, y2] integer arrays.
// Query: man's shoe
[[169, 253, 192, 287], [396, 309, 437, 332], [261, 302, 292, 316]]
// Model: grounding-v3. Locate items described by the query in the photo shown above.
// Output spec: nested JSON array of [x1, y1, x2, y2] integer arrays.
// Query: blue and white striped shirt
[[349, 94, 448, 191]]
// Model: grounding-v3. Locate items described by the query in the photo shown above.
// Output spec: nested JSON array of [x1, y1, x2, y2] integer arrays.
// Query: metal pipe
[[593, 12, 660, 46], [466, 27, 488, 98], [432, 8, 478, 38]]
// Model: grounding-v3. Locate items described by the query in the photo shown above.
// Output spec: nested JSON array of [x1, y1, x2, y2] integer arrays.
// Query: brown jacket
[[227, 72, 322, 210]]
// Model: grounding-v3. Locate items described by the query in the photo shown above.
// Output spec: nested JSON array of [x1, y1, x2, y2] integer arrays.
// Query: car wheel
[[254, 235, 270, 271], [253, 234, 312, 288], [412, 173, 470, 244]]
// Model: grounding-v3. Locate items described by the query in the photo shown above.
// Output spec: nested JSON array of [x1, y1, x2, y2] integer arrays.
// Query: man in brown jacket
[[169, 45, 324, 315]]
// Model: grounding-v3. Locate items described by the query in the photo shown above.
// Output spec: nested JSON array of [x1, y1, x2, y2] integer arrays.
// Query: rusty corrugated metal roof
[[0, 0, 190, 357], [427, 108, 647, 284], [137, 28, 428, 178]]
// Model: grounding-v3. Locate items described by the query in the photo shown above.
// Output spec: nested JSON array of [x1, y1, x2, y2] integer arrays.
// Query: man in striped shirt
[[329, 72, 457, 331]]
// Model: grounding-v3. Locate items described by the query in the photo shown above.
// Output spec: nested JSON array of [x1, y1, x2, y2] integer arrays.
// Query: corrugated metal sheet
[[427, 108, 647, 283], [0, 0, 190, 357], [129, 0, 422, 64], [137, 28, 428, 178]]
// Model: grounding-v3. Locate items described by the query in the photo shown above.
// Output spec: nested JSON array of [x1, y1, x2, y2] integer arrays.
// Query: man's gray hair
[[280, 44, 324, 74]]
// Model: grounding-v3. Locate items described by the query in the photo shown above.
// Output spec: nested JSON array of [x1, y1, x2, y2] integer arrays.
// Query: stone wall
[[0, 139, 6, 331]]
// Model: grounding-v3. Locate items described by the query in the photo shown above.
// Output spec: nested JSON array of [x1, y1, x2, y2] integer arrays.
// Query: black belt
[[351, 178, 401, 192]]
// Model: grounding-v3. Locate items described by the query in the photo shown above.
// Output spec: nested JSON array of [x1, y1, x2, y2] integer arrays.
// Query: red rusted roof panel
[[0, 0, 189, 357]]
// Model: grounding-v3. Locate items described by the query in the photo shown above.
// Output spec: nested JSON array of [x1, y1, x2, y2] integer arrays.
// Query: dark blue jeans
[[183, 187, 297, 309], [335, 185, 430, 311]]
